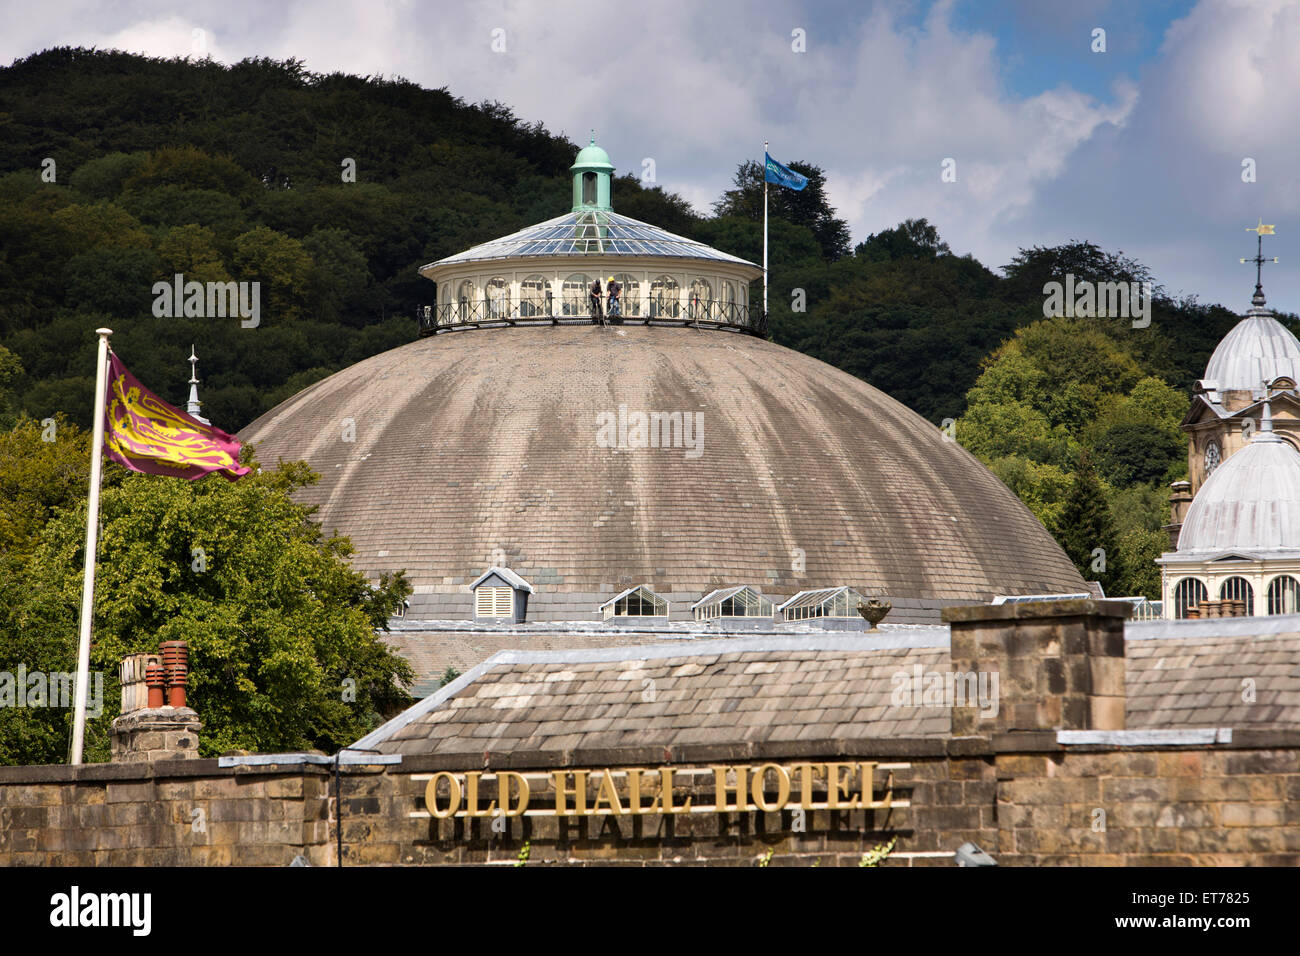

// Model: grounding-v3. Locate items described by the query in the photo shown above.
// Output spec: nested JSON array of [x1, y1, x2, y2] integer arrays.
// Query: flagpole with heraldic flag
[[69, 330, 251, 764], [69, 328, 112, 765]]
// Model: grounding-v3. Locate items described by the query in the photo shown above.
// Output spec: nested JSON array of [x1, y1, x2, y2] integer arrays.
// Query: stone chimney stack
[[942, 599, 1130, 736], [1166, 480, 1193, 549], [110, 645, 202, 763]]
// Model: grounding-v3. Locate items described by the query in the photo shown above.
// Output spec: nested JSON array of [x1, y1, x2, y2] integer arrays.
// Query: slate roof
[[358, 621, 1300, 755], [357, 634, 951, 755], [242, 325, 1087, 621], [1126, 629, 1300, 729]]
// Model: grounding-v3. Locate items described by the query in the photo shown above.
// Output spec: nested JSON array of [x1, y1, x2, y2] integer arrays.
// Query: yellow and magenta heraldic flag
[[103, 352, 250, 480]]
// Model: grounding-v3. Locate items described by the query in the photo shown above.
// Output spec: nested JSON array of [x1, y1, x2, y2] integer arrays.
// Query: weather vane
[[1241, 218, 1278, 308]]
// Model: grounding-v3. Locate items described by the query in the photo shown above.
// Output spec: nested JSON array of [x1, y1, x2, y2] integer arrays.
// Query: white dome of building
[[1176, 413, 1300, 554], [1202, 315, 1300, 391]]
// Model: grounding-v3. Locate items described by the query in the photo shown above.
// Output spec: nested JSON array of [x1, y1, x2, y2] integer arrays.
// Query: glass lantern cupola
[[416, 131, 763, 338], [571, 132, 614, 213]]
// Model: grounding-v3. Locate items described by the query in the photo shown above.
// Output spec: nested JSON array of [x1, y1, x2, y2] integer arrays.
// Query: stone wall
[[335, 734, 1300, 866], [990, 733, 1300, 865], [3, 731, 1296, 866], [0, 761, 332, 867]]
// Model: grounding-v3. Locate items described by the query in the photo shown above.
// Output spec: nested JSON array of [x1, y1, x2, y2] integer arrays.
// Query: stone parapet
[[943, 599, 1131, 735]]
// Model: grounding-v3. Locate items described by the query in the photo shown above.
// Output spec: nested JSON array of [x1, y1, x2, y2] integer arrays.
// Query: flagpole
[[762, 140, 769, 325], [70, 327, 112, 765]]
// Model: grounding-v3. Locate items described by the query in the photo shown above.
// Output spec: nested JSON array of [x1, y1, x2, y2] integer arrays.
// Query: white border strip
[[1057, 728, 1232, 746], [1126, 613, 1300, 641]]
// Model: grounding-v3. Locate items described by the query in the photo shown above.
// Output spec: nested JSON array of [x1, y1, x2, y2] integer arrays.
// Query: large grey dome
[[241, 324, 1086, 621], [1202, 314, 1300, 390], [1176, 423, 1300, 554]]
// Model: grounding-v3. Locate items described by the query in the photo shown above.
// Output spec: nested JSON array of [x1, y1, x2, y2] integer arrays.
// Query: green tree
[[1001, 240, 1157, 300], [68, 151, 147, 200], [1053, 453, 1120, 594], [986, 456, 1075, 531], [158, 224, 229, 283], [0, 345, 22, 428], [301, 228, 371, 324], [1106, 483, 1172, 598], [63, 247, 162, 317], [231, 226, 314, 324], [855, 218, 951, 261], [0, 415, 101, 569], [51, 201, 152, 249], [123, 145, 259, 196], [0, 456, 414, 763], [1094, 421, 1183, 487]]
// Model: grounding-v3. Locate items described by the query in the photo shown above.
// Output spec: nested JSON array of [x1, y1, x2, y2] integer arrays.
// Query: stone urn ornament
[[857, 598, 891, 628]]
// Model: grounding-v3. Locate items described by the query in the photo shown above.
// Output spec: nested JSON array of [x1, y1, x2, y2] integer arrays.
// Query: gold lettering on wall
[[416, 762, 905, 819]]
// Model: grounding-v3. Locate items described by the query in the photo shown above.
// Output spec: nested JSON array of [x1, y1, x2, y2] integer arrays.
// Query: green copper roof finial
[[570, 130, 614, 213]]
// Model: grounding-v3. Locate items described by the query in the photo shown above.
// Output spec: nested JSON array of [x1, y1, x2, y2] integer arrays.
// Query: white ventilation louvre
[[475, 586, 513, 618]]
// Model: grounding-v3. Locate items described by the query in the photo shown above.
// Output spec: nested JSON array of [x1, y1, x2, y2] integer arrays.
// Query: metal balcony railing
[[416, 295, 767, 338]]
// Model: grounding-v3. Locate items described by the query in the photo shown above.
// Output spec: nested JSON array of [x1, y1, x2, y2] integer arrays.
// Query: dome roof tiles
[[1176, 429, 1300, 554], [241, 325, 1085, 618], [1202, 314, 1300, 390]]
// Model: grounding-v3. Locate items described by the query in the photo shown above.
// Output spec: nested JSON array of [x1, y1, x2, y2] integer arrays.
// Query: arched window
[[485, 276, 509, 319], [688, 278, 713, 319], [562, 274, 592, 317], [456, 279, 475, 323], [1219, 577, 1254, 615], [519, 275, 549, 318], [612, 274, 640, 317], [582, 171, 597, 205], [721, 281, 736, 321], [1173, 578, 1208, 619], [1267, 575, 1300, 615], [650, 275, 679, 318]]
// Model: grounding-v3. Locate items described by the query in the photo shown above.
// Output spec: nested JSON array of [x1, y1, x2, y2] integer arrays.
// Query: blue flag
[[764, 152, 808, 191]]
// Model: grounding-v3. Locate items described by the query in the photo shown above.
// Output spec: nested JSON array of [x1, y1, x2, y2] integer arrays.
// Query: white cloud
[[96, 16, 233, 62], [999, 0, 1300, 309]]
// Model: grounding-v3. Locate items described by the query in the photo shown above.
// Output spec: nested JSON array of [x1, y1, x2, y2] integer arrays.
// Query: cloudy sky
[[4, 0, 1298, 312]]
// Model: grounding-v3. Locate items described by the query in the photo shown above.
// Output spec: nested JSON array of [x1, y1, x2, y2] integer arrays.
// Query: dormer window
[[777, 587, 864, 622], [693, 586, 772, 621], [600, 585, 668, 620], [470, 567, 533, 623]]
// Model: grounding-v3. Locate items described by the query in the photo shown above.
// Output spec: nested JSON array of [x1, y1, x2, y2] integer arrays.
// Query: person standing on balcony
[[589, 277, 604, 324], [607, 276, 622, 323]]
